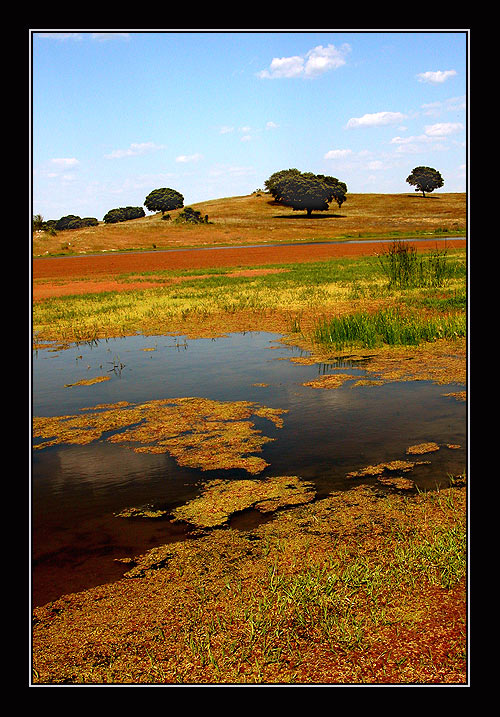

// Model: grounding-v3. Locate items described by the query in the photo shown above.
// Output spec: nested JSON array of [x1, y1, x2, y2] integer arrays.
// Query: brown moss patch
[[33, 397, 287, 474], [64, 376, 111, 388], [302, 373, 359, 389], [171, 475, 316, 528], [407, 442, 440, 455], [346, 460, 428, 479]]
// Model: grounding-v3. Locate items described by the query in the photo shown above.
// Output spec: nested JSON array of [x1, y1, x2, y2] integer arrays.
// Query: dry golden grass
[[33, 192, 466, 257]]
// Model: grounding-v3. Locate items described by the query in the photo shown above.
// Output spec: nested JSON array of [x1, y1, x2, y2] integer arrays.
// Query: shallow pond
[[32, 331, 466, 607]]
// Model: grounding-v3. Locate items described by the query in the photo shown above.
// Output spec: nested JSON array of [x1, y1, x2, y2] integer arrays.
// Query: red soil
[[32, 239, 466, 301]]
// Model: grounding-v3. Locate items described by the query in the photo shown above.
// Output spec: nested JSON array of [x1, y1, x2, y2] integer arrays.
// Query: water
[[31, 332, 466, 606]]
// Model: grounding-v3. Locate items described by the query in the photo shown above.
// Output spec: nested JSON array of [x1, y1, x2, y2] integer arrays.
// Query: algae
[[33, 396, 288, 475], [171, 475, 316, 528]]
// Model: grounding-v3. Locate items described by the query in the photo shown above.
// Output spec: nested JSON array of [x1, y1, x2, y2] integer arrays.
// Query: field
[[31, 193, 468, 685], [33, 191, 466, 257]]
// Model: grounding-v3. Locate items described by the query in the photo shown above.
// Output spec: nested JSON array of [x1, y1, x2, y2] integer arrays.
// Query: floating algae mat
[[33, 397, 287, 474], [32, 331, 466, 606]]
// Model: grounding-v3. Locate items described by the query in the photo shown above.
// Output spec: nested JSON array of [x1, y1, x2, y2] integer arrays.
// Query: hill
[[33, 192, 466, 258]]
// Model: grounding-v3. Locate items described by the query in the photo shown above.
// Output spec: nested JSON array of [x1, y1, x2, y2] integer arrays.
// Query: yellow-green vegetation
[[32, 247, 466, 349], [33, 192, 466, 257], [32, 194, 467, 684], [32, 482, 466, 684], [170, 476, 316, 529], [64, 376, 110, 388], [33, 397, 287, 474]]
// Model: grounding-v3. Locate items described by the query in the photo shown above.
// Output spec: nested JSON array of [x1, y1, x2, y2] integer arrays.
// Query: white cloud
[[240, 135, 252, 142], [324, 149, 352, 159], [266, 121, 279, 130], [51, 157, 79, 167], [37, 33, 84, 41], [424, 122, 463, 136], [390, 133, 449, 154], [175, 153, 203, 162], [259, 55, 305, 79], [421, 95, 466, 116], [219, 126, 234, 134], [90, 33, 130, 42], [303, 44, 351, 77], [105, 142, 166, 159], [258, 43, 350, 79], [367, 160, 384, 170], [391, 135, 430, 145], [346, 111, 407, 129], [417, 70, 457, 84], [37, 32, 129, 42], [208, 164, 256, 179]]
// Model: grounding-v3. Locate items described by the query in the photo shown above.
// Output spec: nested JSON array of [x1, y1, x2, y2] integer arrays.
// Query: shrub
[[55, 215, 82, 231], [54, 215, 99, 230], [378, 240, 450, 288], [175, 207, 209, 224], [103, 206, 145, 224]]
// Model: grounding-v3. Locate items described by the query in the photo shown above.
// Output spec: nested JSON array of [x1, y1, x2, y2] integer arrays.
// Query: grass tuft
[[313, 307, 465, 350]]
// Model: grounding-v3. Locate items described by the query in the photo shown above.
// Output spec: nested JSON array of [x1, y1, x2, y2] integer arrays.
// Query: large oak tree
[[265, 169, 347, 217]]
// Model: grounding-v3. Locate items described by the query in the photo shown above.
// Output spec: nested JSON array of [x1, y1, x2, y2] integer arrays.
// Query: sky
[[31, 30, 468, 221]]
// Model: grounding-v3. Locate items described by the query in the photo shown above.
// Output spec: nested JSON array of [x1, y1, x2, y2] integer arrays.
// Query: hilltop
[[33, 192, 466, 258]]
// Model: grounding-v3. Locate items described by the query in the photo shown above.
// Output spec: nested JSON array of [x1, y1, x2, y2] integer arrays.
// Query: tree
[[265, 169, 347, 217], [144, 188, 184, 215], [55, 215, 82, 230], [175, 207, 209, 224], [264, 168, 301, 202], [104, 206, 145, 224], [406, 166, 444, 198], [33, 214, 44, 231], [54, 215, 98, 230]]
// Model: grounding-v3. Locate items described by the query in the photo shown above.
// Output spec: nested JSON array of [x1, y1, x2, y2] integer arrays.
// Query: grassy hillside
[[33, 192, 466, 257]]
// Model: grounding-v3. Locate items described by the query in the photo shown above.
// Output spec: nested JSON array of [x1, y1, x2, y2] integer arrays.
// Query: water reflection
[[32, 331, 466, 606]]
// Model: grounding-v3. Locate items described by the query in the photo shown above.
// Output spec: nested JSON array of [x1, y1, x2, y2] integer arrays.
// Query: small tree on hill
[[175, 207, 209, 224], [144, 188, 184, 215], [33, 214, 44, 231], [104, 206, 146, 224], [406, 166, 444, 198]]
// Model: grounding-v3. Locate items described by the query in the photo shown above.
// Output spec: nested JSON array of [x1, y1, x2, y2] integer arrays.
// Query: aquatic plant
[[377, 240, 451, 288], [313, 307, 465, 350], [33, 397, 288, 475], [171, 475, 316, 529]]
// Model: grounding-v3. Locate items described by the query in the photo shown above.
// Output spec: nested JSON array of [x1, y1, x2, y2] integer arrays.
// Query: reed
[[32, 250, 466, 344], [313, 307, 465, 350], [377, 240, 452, 288]]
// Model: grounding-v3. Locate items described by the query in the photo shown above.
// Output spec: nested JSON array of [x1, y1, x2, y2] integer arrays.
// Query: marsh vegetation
[[32, 194, 467, 685]]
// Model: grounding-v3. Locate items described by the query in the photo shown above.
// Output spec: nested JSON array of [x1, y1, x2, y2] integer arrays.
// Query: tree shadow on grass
[[273, 213, 346, 219]]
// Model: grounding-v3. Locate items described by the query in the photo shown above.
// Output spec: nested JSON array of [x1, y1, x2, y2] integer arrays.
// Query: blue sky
[[31, 30, 468, 221]]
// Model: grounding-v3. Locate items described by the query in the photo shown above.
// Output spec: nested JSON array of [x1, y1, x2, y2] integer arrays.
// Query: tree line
[[33, 166, 444, 232]]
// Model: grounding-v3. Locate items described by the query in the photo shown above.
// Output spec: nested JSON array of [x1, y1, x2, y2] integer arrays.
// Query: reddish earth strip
[[32, 239, 466, 301]]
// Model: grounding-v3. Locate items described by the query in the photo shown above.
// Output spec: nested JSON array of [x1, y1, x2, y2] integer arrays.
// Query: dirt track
[[32, 238, 466, 300]]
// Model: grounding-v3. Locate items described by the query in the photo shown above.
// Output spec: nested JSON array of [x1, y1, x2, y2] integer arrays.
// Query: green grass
[[313, 307, 466, 350], [377, 240, 460, 288], [33, 249, 467, 346]]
